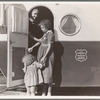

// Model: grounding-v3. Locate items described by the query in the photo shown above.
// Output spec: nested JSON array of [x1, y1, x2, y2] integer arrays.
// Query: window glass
[[59, 14, 81, 36]]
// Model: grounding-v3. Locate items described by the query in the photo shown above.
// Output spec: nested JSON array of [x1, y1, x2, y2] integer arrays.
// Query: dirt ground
[[0, 85, 26, 96], [1, 83, 100, 96], [0, 75, 26, 96], [0, 84, 44, 96]]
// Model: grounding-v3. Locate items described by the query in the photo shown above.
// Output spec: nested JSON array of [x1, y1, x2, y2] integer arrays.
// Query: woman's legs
[[47, 82, 52, 96], [35, 86, 38, 94], [42, 83, 48, 96], [42, 82, 52, 96], [42, 53, 54, 96]]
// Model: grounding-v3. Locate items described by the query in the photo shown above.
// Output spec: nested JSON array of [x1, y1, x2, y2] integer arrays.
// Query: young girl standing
[[28, 19, 55, 96], [22, 54, 43, 96]]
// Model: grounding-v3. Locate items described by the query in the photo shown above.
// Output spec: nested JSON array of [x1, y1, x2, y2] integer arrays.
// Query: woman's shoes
[[42, 92, 51, 96], [47, 92, 51, 96]]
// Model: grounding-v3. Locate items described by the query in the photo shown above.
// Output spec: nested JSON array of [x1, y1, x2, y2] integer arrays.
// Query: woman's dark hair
[[39, 19, 52, 30], [29, 8, 39, 18]]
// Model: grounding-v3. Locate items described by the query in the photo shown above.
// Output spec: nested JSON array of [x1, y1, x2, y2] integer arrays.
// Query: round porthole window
[[59, 14, 81, 36]]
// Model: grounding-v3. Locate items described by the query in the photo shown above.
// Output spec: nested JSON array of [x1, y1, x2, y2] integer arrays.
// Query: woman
[[28, 19, 55, 96]]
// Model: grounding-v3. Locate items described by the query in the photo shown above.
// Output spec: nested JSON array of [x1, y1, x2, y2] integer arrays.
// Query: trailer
[[0, 2, 100, 88]]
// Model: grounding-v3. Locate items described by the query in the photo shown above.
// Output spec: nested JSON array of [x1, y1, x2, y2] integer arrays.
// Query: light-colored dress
[[37, 30, 55, 83], [24, 61, 43, 87]]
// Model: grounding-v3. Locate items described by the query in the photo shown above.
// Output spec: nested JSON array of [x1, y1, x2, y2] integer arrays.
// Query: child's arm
[[22, 64, 27, 73], [34, 61, 43, 69]]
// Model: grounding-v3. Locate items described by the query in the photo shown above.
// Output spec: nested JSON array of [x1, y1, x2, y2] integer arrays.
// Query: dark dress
[[37, 30, 55, 83], [28, 20, 43, 56]]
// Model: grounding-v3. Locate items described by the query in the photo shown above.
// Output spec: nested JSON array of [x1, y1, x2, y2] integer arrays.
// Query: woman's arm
[[40, 31, 54, 63], [31, 42, 40, 49], [40, 43, 51, 63], [34, 37, 42, 42], [28, 42, 40, 52], [44, 43, 51, 58], [29, 33, 42, 42]]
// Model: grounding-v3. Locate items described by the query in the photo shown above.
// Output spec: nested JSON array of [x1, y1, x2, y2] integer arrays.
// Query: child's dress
[[24, 61, 43, 87]]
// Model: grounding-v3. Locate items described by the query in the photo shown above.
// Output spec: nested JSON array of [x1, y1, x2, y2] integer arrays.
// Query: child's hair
[[22, 54, 36, 66], [39, 19, 52, 30]]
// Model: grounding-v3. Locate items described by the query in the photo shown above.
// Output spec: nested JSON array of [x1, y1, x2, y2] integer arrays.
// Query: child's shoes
[[42, 93, 46, 96], [31, 93, 35, 96]]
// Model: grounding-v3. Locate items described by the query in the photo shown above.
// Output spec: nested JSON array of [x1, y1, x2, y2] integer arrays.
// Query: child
[[22, 54, 43, 96]]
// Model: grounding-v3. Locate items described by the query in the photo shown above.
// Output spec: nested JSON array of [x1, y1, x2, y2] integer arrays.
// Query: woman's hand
[[40, 56, 46, 64], [28, 47, 33, 53], [38, 63, 43, 69]]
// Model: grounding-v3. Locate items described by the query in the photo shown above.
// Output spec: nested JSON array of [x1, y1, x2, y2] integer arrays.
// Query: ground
[[0, 85, 26, 96], [1, 85, 100, 96], [0, 75, 100, 96], [0, 75, 26, 96]]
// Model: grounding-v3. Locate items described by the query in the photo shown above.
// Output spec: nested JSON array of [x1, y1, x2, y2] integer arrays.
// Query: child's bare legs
[[30, 86, 36, 96], [26, 86, 31, 96]]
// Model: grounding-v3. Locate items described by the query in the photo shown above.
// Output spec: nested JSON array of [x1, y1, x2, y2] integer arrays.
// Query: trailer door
[[7, 4, 28, 87]]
